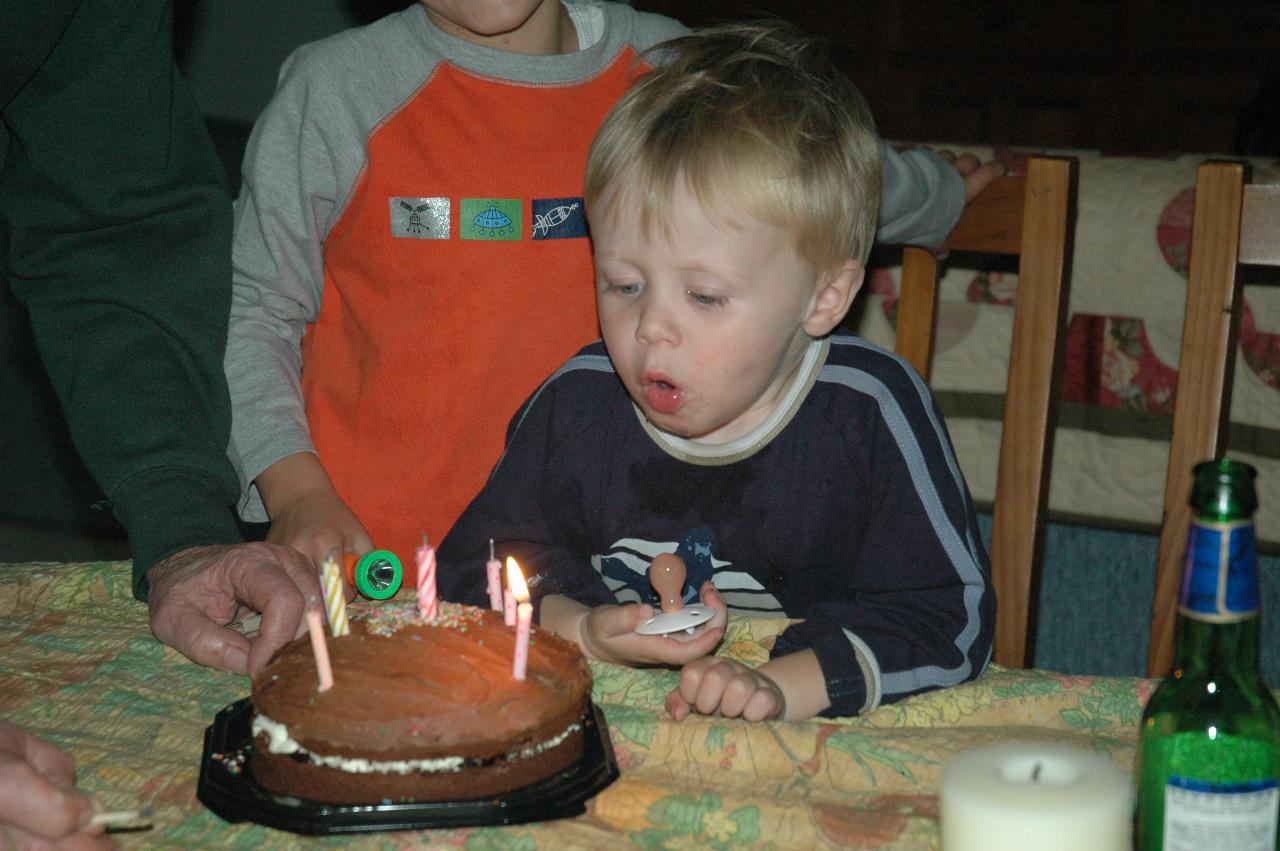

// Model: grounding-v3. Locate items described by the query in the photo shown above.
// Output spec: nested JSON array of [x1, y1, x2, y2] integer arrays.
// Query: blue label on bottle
[[1170, 776, 1279, 794], [1179, 520, 1258, 620]]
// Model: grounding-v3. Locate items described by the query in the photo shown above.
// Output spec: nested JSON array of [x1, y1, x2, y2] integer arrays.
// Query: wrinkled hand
[[666, 656, 786, 722], [579, 582, 727, 666], [936, 149, 1007, 202], [147, 542, 318, 675], [0, 720, 115, 850], [265, 486, 374, 571]]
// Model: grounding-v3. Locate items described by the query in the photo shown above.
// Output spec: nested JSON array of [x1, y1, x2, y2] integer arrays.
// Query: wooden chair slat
[[893, 157, 1078, 669], [1147, 161, 1252, 677]]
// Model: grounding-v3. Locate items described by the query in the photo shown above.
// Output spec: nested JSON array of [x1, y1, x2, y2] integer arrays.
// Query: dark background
[[635, 0, 1280, 156], [3, 0, 1278, 559]]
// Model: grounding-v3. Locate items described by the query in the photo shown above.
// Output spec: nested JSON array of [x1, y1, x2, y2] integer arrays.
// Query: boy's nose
[[636, 298, 680, 346]]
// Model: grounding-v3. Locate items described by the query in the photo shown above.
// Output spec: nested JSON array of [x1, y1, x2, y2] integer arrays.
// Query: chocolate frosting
[[252, 602, 591, 762]]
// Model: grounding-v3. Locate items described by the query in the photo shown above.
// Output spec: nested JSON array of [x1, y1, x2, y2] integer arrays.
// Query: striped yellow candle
[[321, 554, 350, 637]]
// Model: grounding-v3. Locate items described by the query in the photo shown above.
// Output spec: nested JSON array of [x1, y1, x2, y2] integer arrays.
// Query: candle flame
[[506, 557, 529, 603]]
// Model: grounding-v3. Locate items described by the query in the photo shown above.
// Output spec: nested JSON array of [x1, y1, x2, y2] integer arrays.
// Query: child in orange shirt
[[226, 1, 1001, 572]]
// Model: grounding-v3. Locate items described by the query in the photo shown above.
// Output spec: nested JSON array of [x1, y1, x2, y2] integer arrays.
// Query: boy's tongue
[[645, 379, 684, 415]]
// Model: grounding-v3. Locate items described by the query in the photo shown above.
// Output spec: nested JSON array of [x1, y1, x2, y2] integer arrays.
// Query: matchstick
[[90, 807, 154, 832]]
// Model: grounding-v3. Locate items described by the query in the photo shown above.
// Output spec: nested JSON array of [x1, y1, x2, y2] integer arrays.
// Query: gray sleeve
[[875, 143, 965, 249], [225, 47, 339, 521], [628, 6, 690, 46]]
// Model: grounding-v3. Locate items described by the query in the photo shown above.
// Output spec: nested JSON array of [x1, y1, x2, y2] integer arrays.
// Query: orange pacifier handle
[[649, 553, 687, 614]]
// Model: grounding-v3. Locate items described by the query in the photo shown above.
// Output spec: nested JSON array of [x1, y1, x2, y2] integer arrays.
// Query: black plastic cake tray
[[197, 697, 619, 835]]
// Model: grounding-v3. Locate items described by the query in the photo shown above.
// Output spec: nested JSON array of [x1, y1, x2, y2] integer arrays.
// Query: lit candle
[[486, 539, 503, 612], [304, 599, 333, 692], [503, 554, 517, 627], [507, 558, 532, 680], [940, 742, 1131, 850], [320, 553, 349, 637], [416, 534, 438, 621]]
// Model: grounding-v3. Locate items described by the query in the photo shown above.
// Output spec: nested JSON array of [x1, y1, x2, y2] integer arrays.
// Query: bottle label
[[1164, 776, 1279, 850], [1179, 520, 1258, 621]]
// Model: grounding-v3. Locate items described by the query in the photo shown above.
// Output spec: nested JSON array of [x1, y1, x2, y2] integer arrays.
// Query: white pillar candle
[[940, 742, 1131, 851]]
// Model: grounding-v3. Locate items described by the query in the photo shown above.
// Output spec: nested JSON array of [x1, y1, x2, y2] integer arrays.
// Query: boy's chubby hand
[[666, 657, 786, 722], [569, 581, 728, 667]]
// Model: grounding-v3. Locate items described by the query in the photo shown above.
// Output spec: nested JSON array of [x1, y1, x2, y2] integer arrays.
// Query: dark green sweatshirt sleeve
[[1, 0, 242, 597]]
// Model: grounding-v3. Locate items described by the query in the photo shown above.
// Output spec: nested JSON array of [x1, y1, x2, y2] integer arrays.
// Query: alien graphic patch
[[461, 198, 522, 241]]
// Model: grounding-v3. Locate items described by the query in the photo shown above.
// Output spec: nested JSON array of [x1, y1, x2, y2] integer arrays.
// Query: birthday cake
[[249, 601, 593, 804]]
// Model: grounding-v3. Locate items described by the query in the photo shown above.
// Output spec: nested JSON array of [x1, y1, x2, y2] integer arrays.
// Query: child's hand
[[266, 487, 373, 576], [540, 583, 728, 667], [666, 656, 786, 722], [578, 600, 725, 667], [936, 149, 1007, 203], [256, 453, 374, 579], [585, 580, 728, 665]]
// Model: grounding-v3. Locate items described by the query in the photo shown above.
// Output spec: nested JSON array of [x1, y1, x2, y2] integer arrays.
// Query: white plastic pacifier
[[634, 553, 715, 636]]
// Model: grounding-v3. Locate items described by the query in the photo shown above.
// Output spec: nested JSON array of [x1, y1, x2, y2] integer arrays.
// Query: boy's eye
[[600, 279, 640, 296], [687, 289, 726, 307]]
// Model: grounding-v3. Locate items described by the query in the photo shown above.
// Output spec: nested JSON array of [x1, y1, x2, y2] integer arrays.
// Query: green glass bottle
[[1136, 459, 1280, 850]]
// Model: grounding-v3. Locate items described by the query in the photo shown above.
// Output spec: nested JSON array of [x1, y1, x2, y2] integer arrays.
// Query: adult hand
[[147, 542, 318, 676], [0, 720, 115, 850]]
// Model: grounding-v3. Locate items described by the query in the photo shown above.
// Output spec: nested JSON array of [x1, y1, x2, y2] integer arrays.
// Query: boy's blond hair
[[584, 21, 882, 276]]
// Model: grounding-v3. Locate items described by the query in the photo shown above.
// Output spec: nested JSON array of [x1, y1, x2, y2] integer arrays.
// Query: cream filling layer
[[251, 713, 581, 775]]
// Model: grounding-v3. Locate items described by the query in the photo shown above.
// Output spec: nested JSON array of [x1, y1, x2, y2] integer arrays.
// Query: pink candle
[[416, 534, 438, 621], [504, 588, 516, 627], [305, 601, 333, 692], [507, 559, 532, 680], [486, 539, 503, 612]]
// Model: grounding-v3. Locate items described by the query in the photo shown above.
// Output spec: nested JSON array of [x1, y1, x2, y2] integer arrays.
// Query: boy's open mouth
[[643, 375, 684, 415]]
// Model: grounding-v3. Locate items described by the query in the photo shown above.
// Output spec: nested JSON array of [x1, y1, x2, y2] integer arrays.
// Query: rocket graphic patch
[[531, 197, 588, 240]]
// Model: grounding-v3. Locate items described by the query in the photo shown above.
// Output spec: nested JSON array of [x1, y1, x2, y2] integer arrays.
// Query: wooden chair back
[[895, 155, 1078, 668], [1147, 161, 1279, 677]]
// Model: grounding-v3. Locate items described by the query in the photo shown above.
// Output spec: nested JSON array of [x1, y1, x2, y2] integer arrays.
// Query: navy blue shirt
[[439, 335, 993, 717]]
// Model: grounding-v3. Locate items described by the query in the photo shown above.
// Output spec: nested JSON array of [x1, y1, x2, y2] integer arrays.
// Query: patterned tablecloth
[[2, 562, 1149, 849]]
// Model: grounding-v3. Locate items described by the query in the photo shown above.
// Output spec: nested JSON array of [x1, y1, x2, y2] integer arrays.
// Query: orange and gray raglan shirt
[[226, 1, 967, 563]]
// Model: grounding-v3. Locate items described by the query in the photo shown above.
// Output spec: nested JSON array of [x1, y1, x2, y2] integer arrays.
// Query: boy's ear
[[803, 260, 865, 337]]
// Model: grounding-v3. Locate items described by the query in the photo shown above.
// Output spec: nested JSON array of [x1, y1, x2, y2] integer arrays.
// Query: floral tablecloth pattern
[[1, 562, 1148, 850]]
